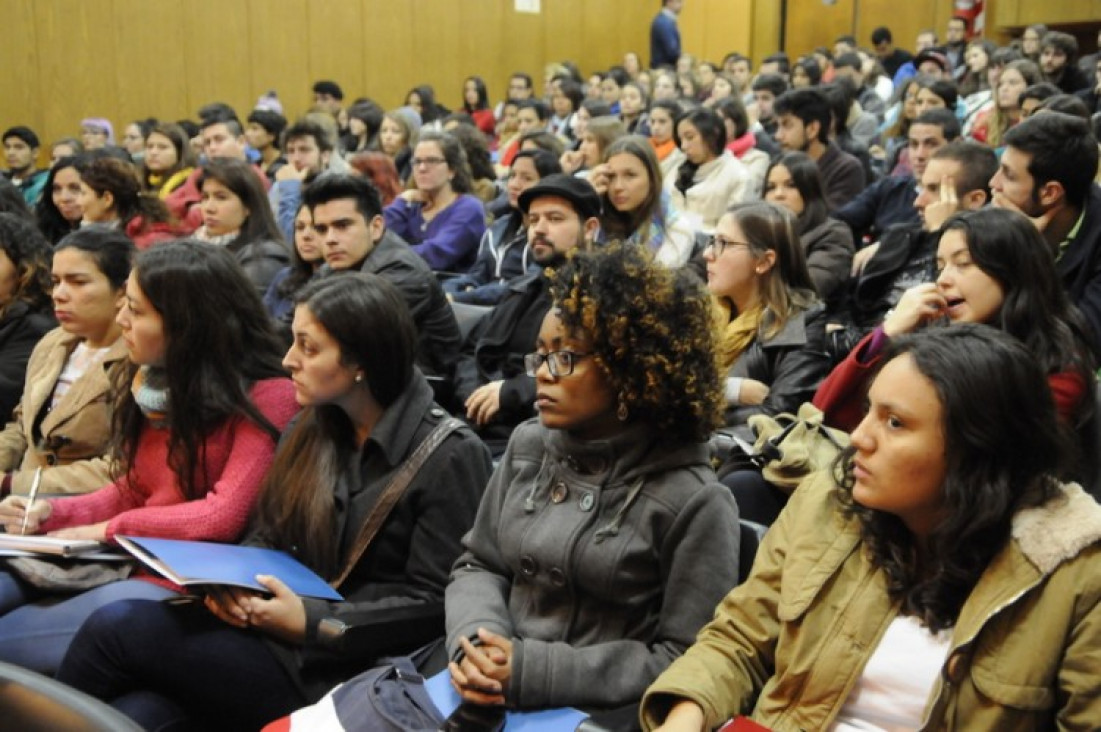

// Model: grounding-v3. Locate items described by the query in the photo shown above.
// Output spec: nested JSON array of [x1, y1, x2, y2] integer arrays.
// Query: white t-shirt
[[51, 342, 112, 411], [832, 614, 953, 731]]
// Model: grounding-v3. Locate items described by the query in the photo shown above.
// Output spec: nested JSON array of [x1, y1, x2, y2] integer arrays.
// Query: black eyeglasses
[[705, 235, 753, 256], [523, 350, 593, 377]]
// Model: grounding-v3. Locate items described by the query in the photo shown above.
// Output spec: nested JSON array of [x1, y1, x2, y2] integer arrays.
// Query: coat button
[[579, 492, 595, 511], [550, 482, 569, 504], [430, 408, 445, 418], [945, 651, 968, 683], [520, 555, 538, 576], [548, 567, 567, 587]]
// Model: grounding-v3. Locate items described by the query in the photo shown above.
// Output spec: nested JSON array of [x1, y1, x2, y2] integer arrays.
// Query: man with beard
[[1039, 31, 1091, 94], [454, 175, 601, 454], [269, 120, 336, 243], [992, 112, 1101, 356]]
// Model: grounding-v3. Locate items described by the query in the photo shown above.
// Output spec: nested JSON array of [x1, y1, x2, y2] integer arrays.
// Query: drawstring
[[593, 478, 645, 543], [523, 452, 553, 512]]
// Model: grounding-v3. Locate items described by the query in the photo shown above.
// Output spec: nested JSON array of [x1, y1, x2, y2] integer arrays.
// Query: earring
[[617, 401, 629, 422], [355, 374, 364, 383]]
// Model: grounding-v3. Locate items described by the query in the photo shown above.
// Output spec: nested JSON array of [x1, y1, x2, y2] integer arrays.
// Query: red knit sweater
[[41, 378, 298, 544]]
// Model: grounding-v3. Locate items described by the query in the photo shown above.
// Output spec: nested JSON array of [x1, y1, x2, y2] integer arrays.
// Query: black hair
[[792, 58, 822, 86], [462, 76, 489, 112], [200, 116, 244, 137], [912, 107, 961, 140], [303, 174, 383, 222], [916, 77, 959, 110], [774, 88, 832, 144], [751, 73, 788, 97], [246, 109, 288, 139], [766, 152, 829, 233], [0, 212, 52, 316], [870, 27, 892, 45], [284, 119, 335, 153], [312, 80, 344, 100], [55, 226, 135, 290], [2, 126, 39, 150], [513, 149, 563, 178], [198, 158, 285, 247], [35, 155, 83, 244], [1003, 112, 1099, 209], [1038, 94, 1091, 120], [197, 102, 237, 123], [112, 240, 288, 499], [0, 178, 31, 221], [518, 99, 550, 122]]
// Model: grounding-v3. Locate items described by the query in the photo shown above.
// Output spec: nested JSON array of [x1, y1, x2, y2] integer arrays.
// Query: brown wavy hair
[[548, 241, 723, 443]]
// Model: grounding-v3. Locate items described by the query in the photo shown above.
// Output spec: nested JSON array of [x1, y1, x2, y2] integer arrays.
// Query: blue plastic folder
[[424, 669, 588, 730], [116, 536, 343, 601]]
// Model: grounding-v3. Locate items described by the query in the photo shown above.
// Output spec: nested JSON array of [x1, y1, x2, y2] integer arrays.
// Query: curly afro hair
[[548, 242, 724, 443]]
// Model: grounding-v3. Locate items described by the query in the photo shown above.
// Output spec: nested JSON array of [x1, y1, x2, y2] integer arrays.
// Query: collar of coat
[[1011, 482, 1101, 575]]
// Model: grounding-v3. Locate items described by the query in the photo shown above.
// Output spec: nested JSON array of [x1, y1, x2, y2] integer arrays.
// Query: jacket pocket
[[969, 663, 1055, 711]]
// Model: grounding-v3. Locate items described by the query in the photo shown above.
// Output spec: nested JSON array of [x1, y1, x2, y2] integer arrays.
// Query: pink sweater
[[41, 378, 298, 544]]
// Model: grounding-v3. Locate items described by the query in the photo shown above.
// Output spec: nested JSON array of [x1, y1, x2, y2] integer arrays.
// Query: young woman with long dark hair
[[55, 273, 491, 730], [76, 156, 177, 249], [644, 325, 1101, 730], [0, 240, 298, 674], [195, 158, 290, 295]]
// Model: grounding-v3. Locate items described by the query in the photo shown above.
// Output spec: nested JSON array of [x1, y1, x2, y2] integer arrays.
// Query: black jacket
[[724, 304, 831, 436], [825, 223, 938, 361], [1058, 183, 1101, 359], [340, 229, 462, 379], [255, 373, 493, 701], [452, 269, 551, 448], [834, 175, 920, 243], [0, 302, 55, 421]]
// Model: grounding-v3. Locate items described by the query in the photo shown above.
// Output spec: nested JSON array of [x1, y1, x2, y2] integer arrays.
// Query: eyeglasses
[[523, 350, 593, 377], [705, 235, 753, 256], [411, 157, 446, 168]]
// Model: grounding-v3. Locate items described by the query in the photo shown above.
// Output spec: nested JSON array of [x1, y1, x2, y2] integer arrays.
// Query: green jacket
[[641, 472, 1101, 731]]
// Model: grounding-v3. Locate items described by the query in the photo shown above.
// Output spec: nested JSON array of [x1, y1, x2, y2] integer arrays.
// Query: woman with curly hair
[[0, 213, 54, 420], [445, 242, 741, 714], [643, 325, 1101, 730], [76, 156, 178, 249]]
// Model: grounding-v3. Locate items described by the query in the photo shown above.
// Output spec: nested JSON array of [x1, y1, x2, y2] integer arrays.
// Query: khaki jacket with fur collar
[[641, 472, 1101, 730]]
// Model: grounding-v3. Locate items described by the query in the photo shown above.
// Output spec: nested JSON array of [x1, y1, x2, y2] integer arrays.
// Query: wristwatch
[[317, 617, 348, 649]]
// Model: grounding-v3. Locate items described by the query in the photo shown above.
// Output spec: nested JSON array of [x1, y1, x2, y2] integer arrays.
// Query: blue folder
[[117, 535, 343, 601]]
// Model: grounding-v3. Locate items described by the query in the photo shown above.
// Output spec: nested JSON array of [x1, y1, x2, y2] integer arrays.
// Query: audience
[[55, 274, 491, 731], [1, 19, 1100, 725], [0, 240, 298, 674]]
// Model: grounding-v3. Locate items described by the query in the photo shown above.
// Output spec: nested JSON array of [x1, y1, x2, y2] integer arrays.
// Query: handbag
[[5, 556, 134, 592], [747, 402, 850, 494]]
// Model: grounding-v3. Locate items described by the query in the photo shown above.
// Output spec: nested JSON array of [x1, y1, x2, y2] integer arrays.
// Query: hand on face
[[883, 283, 947, 337]]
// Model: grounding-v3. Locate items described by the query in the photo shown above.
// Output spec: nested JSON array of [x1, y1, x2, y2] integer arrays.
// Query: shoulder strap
[[330, 417, 465, 590]]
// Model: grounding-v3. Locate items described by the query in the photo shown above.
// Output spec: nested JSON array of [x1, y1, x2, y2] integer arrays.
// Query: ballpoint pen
[[19, 467, 43, 536]]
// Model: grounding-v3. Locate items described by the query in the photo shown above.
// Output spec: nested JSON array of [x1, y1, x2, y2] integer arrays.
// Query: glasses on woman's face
[[705, 235, 752, 257], [411, 156, 446, 168], [524, 350, 593, 377]]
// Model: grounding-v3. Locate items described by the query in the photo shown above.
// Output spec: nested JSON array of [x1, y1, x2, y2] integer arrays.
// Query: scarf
[[715, 298, 764, 372], [131, 365, 170, 428], [650, 138, 678, 162], [726, 131, 758, 159], [194, 226, 239, 247]]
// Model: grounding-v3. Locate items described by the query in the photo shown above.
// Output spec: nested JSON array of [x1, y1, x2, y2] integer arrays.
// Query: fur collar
[[1012, 482, 1101, 575]]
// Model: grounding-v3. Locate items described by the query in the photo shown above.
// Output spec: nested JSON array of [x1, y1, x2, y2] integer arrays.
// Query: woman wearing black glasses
[[445, 243, 740, 715], [706, 201, 830, 439]]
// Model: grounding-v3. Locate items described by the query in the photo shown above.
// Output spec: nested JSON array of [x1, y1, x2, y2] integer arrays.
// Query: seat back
[[450, 301, 493, 342], [0, 661, 143, 732]]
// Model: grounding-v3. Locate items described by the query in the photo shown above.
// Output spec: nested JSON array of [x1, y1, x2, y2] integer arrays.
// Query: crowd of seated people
[[0, 10, 1100, 729]]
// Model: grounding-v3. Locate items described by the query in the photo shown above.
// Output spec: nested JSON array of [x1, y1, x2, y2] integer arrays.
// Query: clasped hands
[[204, 575, 306, 644], [449, 627, 513, 706]]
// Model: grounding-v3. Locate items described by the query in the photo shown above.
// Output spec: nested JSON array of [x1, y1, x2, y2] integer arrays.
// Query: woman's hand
[[882, 283, 947, 337], [449, 628, 513, 706], [560, 150, 585, 174], [400, 189, 428, 204], [48, 521, 108, 541], [242, 575, 307, 644], [739, 379, 770, 406], [204, 586, 259, 628], [654, 700, 707, 731], [588, 163, 610, 195], [0, 495, 52, 534]]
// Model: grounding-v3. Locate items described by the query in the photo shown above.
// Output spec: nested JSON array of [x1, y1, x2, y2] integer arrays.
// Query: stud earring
[[355, 374, 364, 383]]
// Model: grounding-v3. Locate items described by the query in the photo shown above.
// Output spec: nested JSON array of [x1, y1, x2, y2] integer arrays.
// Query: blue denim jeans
[[0, 572, 177, 674], [56, 598, 306, 731]]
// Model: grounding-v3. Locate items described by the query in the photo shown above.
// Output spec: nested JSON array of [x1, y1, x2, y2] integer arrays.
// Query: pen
[[20, 467, 43, 536]]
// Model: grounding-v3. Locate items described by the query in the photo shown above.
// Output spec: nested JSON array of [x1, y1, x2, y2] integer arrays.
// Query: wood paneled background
[[1, 0, 1094, 167]]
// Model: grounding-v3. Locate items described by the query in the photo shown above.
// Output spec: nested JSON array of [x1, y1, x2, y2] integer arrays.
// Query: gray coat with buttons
[[445, 418, 741, 710]]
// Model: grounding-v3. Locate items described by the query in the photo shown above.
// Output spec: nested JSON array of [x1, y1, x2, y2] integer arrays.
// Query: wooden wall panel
[[111, 0, 189, 124], [249, 0, 309, 118], [0, 0, 41, 140], [361, 1, 415, 105], [181, 1, 253, 120], [783, 0, 857, 59], [307, 0, 366, 108]]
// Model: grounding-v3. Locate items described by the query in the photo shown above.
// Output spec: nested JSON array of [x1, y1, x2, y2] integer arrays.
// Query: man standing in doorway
[[650, 0, 684, 69]]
